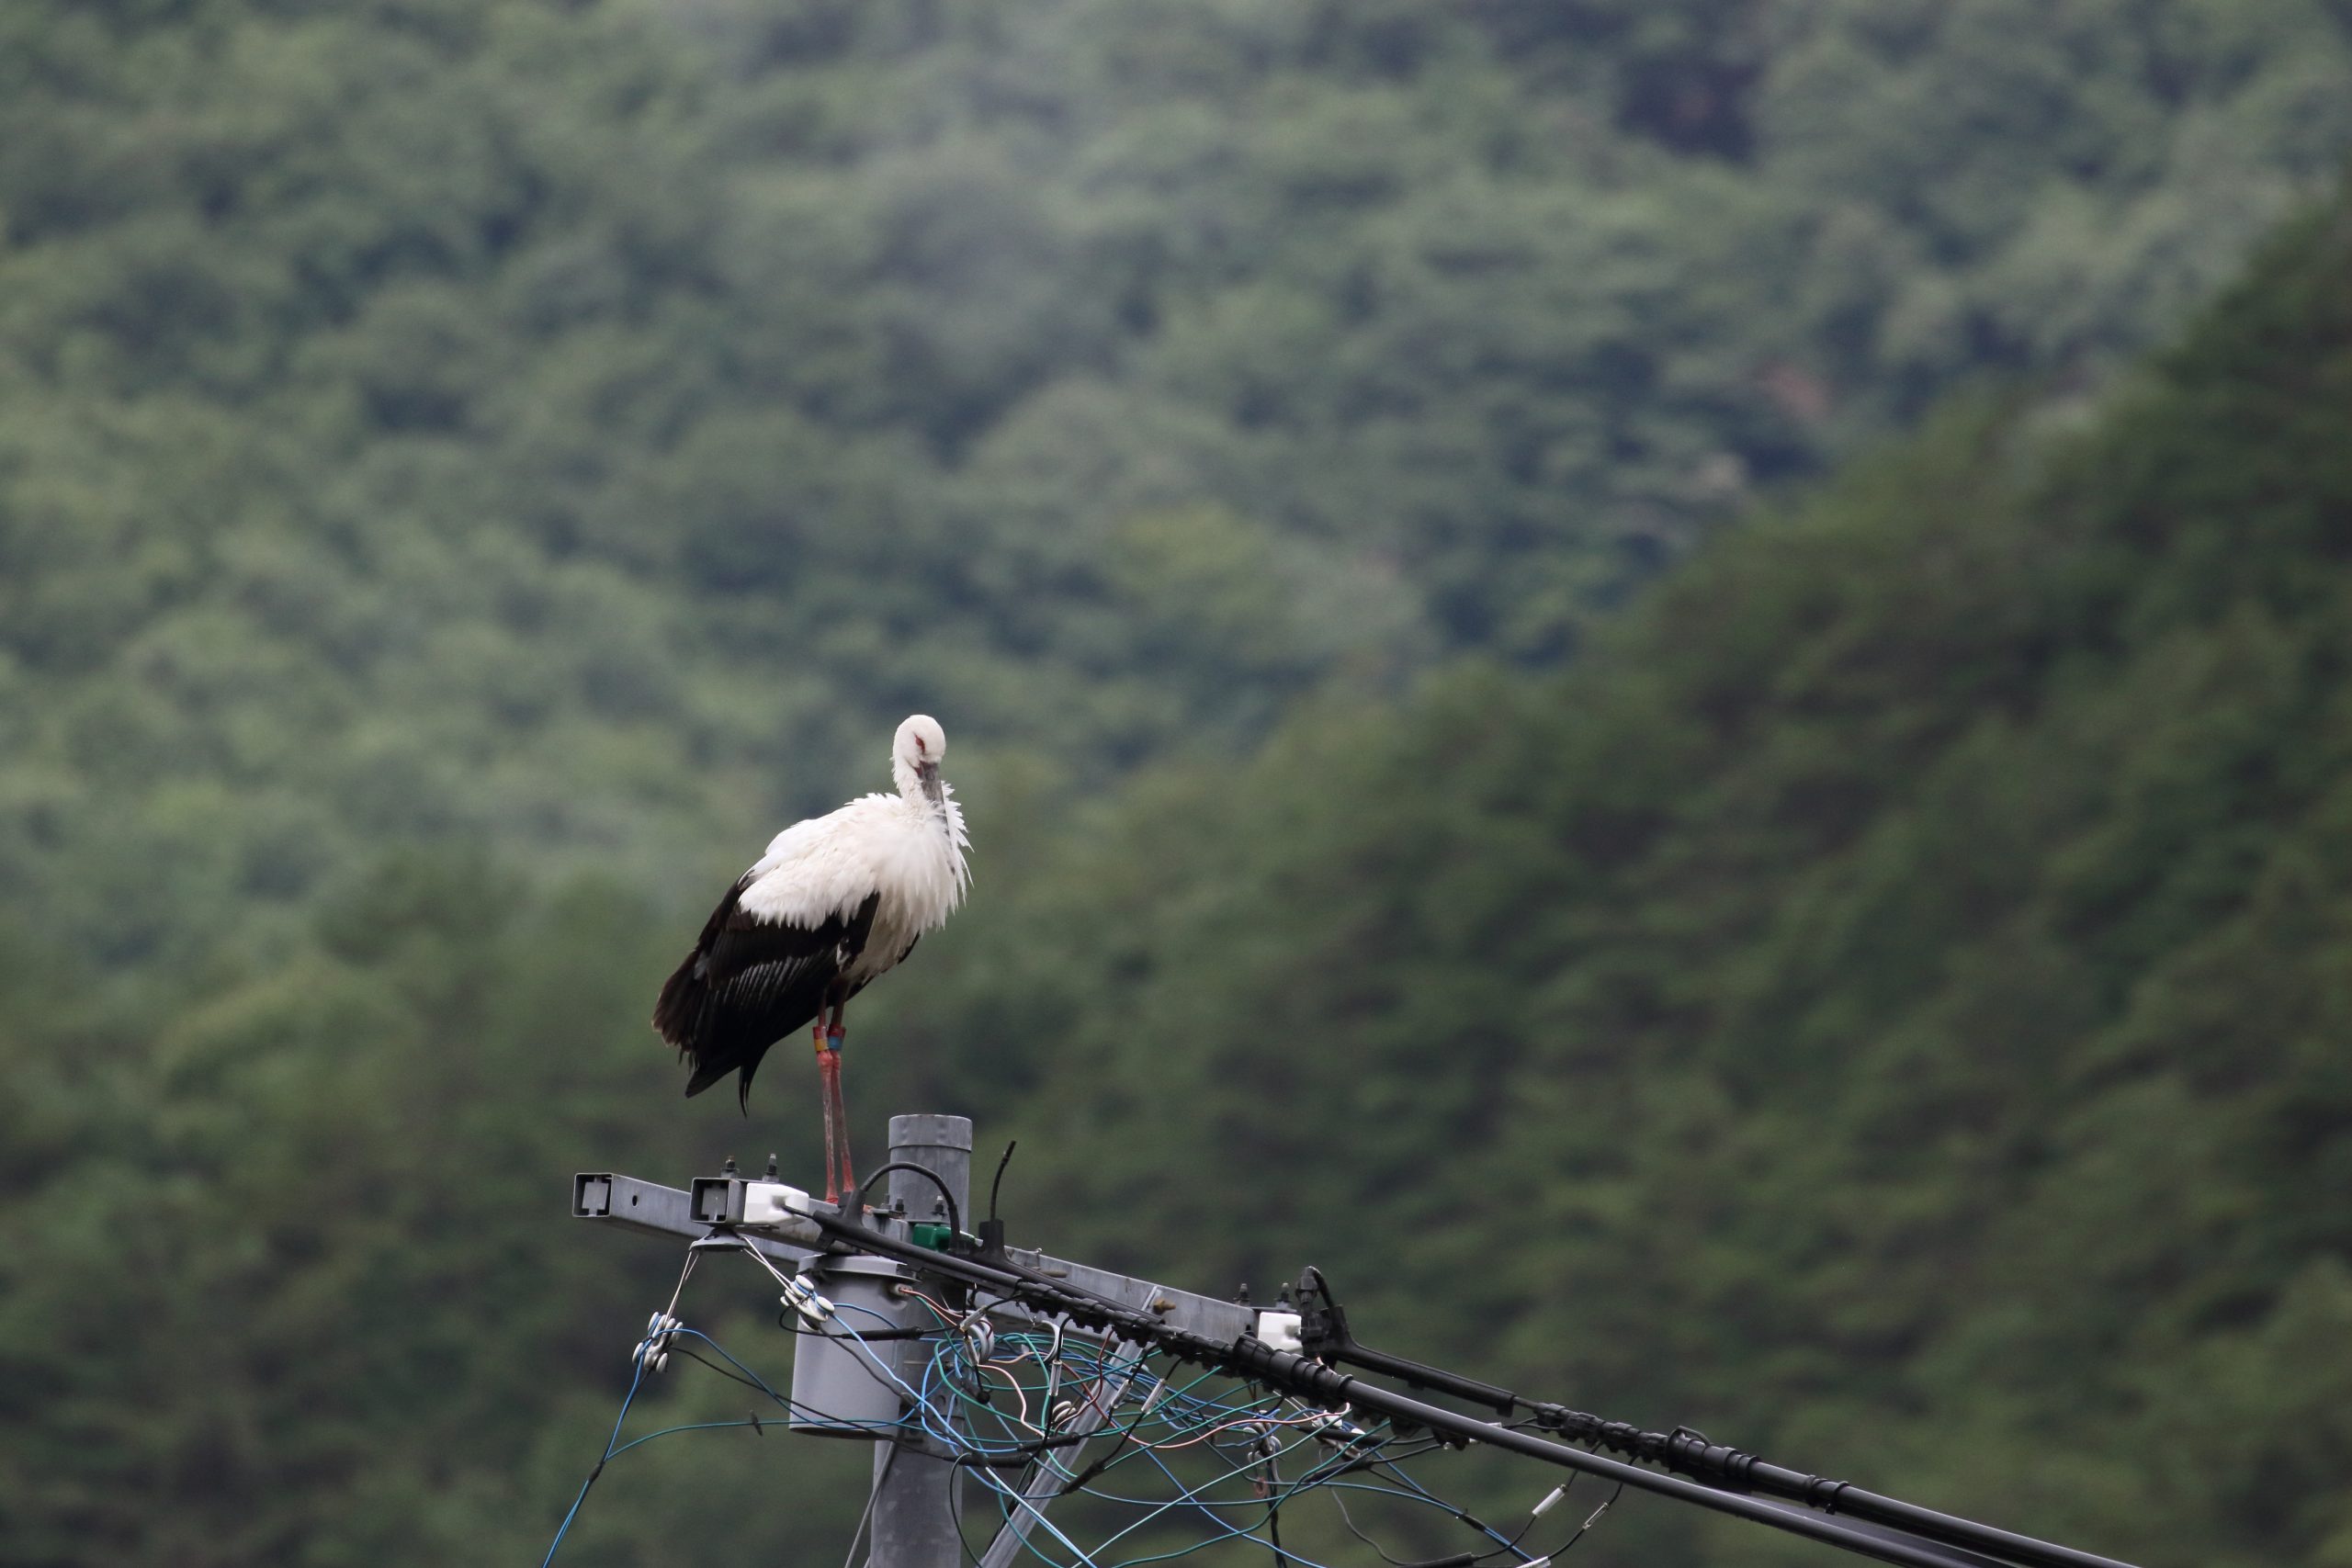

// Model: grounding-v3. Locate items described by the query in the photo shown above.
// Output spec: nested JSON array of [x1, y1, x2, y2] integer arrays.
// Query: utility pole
[[570, 1116, 2142, 1568], [868, 1114, 972, 1568], [576, 1119, 1256, 1568]]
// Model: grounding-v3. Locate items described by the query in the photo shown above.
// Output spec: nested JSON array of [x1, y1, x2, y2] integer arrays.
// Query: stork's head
[[893, 714, 949, 810]]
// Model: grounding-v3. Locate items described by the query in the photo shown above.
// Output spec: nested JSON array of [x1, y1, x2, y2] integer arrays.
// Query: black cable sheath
[[1265, 1450, 1288, 1568], [1298, 1264, 2139, 1568], [1220, 1346, 2026, 1568], [1511, 1406, 2140, 1568], [1298, 1261, 2137, 1568], [1736, 1461, 2124, 1568]]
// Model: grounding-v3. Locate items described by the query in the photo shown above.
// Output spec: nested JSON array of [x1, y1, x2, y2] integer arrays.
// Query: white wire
[[838, 1443, 896, 1568]]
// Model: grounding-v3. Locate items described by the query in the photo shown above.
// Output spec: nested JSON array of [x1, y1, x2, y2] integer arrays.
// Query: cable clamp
[[633, 1311, 681, 1374], [778, 1274, 835, 1326], [1303, 1406, 1367, 1446]]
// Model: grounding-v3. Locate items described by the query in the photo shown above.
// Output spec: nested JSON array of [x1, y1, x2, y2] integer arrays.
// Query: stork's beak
[[918, 761, 944, 811]]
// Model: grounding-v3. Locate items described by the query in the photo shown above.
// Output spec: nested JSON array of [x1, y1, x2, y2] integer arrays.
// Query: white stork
[[652, 714, 970, 1203]]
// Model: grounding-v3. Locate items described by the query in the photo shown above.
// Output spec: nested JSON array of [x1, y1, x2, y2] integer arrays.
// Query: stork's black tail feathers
[[654, 884, 877, 1113], [654, 953, 763, 1111]]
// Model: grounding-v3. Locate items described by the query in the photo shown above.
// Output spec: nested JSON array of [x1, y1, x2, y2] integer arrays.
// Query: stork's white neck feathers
[[884, 712, 967, 915], [890, 750, 931, 802], [880, 770, 971, 915]]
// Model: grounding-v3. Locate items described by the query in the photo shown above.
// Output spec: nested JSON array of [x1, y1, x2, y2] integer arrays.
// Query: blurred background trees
[[2, 1, 2349, 1562]]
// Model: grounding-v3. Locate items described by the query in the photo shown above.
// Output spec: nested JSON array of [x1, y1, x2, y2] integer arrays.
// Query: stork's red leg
[[826, 1005, 854, 1204], [814, 1025, 842, 1205]]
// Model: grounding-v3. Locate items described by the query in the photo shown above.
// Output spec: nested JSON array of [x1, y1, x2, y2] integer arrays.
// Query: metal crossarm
[[571, 1172, 1254, 1339]]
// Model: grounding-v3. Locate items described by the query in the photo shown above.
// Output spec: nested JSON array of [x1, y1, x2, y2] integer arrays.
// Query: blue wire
[[540, 1337, 653, 1566], [541, 1322, 919, 1564], [548, 1301, 1499, 1568], [1090, 1443, 1341, 1568], [964, 1457, 1110, 1568], [1377, 1461, 1544, 1562], [609, 1418, 767, 1456]]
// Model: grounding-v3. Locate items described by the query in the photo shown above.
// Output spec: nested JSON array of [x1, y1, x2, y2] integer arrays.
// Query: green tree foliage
[[16, 175, 2340, 1566], [5, 1, 2352, 1562], [3, 0, 2348, 974], [913, 194, 2352, 1566]]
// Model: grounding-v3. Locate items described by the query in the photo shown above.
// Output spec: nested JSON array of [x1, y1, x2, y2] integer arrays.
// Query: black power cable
[[797, 1211, 2140, 1568], [854, 1161, 963, 1239], [1294, 1267, 1512, 1412], [1507, 1404, 2120, 1568], [1291, 1268, 2140, 1568], [989, 1142, 1018, 1223], [1214, 1341, 2013, 1568], [1263, 1449, 1289, 1568]]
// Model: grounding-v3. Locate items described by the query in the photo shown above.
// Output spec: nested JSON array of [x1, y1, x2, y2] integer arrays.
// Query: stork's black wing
[[652, 880, 881, 1110]]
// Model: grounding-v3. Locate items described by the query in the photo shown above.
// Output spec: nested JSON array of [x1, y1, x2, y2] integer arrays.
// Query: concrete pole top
[[888, 1113, 974, 1154]]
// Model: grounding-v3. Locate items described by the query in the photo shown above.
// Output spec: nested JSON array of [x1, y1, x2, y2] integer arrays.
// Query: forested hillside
[[7, 171, 2350, 1568], [917, 192, 2352, 1567], [5, 0, 2349, 976], [5, 1, 2352, 1564]]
